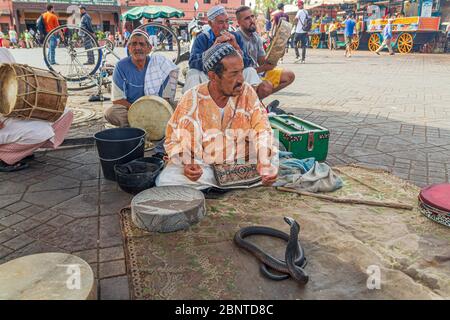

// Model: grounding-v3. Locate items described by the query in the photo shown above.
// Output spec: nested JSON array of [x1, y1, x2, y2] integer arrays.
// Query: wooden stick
[[332, 167, 383, 193], [276, 187, 414, 210]]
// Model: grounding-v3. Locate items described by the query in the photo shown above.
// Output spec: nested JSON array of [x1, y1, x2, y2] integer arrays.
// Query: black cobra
[[234, 217, 309, 284]]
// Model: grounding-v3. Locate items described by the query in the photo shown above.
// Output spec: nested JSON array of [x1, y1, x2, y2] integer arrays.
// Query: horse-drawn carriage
[[302, 0, 443, 54], [366, 16, 441, 53]]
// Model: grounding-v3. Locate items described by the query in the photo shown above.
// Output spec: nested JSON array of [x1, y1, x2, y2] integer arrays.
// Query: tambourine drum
[[0, 63, 67, 121], [128, 95, 173, 141], [265, 19, 293, 65], [0, 253, 96, 300], [418, 183, 450, 227]]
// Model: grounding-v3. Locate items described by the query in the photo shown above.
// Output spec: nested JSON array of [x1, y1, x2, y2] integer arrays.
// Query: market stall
[[360, 0, 442, 53], [303, 0, 360, 49]]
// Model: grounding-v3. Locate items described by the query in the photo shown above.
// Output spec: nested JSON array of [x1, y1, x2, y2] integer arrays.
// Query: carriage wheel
[[310, 34, 320, 49], [368, 33, 381, 52], [397, 33, 413, 54], [350, 34, 360, 51]]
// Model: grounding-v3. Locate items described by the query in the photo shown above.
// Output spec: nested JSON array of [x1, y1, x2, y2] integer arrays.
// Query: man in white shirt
[[293, 0, 309, 63]]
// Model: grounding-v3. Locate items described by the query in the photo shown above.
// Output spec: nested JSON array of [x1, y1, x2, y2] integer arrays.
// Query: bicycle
[[42, 25, 120, 94], [136, 22, 183, 63], [43, 23, 186, 95]]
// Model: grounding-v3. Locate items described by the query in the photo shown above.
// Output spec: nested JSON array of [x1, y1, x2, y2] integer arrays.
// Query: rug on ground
[[120, 165, 450, 299]]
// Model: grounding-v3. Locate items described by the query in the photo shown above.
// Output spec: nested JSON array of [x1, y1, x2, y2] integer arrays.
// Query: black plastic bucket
[[114, 157, 164, 194], [94, 128, 146, 181]]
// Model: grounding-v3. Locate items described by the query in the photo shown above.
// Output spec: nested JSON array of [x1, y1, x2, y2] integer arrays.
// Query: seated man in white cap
[[184, 5, 270, 99], [104, 29, 179, 127], [0, 48, 73, 172], [156, 43, 278, 190]]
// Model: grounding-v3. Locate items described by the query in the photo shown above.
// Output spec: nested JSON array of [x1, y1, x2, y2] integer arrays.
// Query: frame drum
[[128, 95, 173, 141], [266, 19, 293, 65]]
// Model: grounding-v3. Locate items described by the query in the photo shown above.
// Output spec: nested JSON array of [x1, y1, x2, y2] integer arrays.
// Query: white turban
[[207, 6, 227, 21]]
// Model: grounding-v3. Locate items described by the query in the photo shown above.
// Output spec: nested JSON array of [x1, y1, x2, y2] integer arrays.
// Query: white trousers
[[155, 163, 217, 190]]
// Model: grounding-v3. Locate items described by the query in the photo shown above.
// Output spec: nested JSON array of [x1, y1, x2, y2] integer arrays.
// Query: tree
[[254, 0, 297, 14], [254, 0, 277, 14]]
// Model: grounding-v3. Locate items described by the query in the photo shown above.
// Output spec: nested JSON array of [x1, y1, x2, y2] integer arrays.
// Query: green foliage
[[254, 0, 296, 14], [96, 30, 106, 40], [255, 0, 277, 14]]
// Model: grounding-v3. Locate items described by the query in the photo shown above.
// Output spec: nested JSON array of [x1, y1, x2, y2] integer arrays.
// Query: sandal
[[0, 160, 29, 172]]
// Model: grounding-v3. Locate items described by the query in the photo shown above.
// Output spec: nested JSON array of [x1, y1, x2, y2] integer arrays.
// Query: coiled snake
[[234, 217, 309, 284]]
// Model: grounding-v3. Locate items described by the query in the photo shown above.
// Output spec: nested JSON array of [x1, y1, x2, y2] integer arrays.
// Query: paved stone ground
[[277, 50, 450, 186], [1, 48, 450, 299]]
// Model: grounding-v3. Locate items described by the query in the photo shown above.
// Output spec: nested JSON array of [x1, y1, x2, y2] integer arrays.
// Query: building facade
[[0, 0, 121, 34], [119, 0, 246, 22], [0, 0, 250, 34]]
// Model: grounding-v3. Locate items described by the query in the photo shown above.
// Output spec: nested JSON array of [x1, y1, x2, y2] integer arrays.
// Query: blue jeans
[[48, 35, 57, 64], [294, 33, 308, 60], [83, 35, 95, 63]]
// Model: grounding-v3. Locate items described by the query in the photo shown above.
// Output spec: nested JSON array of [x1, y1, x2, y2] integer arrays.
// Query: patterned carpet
[[120, 165, 450, 300]]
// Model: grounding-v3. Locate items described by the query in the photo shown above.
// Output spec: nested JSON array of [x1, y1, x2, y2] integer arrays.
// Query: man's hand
[[184, 164, 203, 182], [112, 99, 132, 110], [257, 163, 278, 186], [214, 31, 240, 50]]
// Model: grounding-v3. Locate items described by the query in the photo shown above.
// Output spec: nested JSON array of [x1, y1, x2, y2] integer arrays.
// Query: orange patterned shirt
[[165, 82, 276, 165]]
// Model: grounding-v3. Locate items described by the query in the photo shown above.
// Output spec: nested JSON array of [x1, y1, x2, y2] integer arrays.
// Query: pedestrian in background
[[328, 19, 339, 50], [24, 30, 34, 48], [375, 18, 395, 55], [344, 13, 356, 57], [0, 30, 4, 48], [124, 29, 131, 45], [294, 0, 309, 63], [146, 19, 158, 47], [9, 26, 18, 48], [42, 4, 63, 64], [273, 3, 290, 26], [79, 5, 95, 65]]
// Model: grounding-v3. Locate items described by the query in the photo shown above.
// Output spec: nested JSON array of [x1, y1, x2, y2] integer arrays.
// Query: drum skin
[[128, 95, 173, 141], [266, 20, 292, 65], [0, 63, 67, 121]]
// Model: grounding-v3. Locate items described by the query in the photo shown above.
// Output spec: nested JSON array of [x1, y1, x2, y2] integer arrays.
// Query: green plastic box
[[269, 115, 330, 162]]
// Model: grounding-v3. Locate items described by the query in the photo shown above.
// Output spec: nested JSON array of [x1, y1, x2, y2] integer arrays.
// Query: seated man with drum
[[184, 6, 269, 99], [156, 43, 278, 190], [0, 48, 73, 172], [104, 29, 179, 128], [236, 6, 295, 109]]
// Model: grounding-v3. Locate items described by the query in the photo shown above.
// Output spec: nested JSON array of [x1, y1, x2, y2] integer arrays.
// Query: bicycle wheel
[[137, 22, 181, 63], [43, 25, 102, 82]]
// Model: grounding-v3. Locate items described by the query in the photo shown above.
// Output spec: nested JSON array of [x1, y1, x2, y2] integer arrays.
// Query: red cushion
[[419, 183, 450, 212]]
